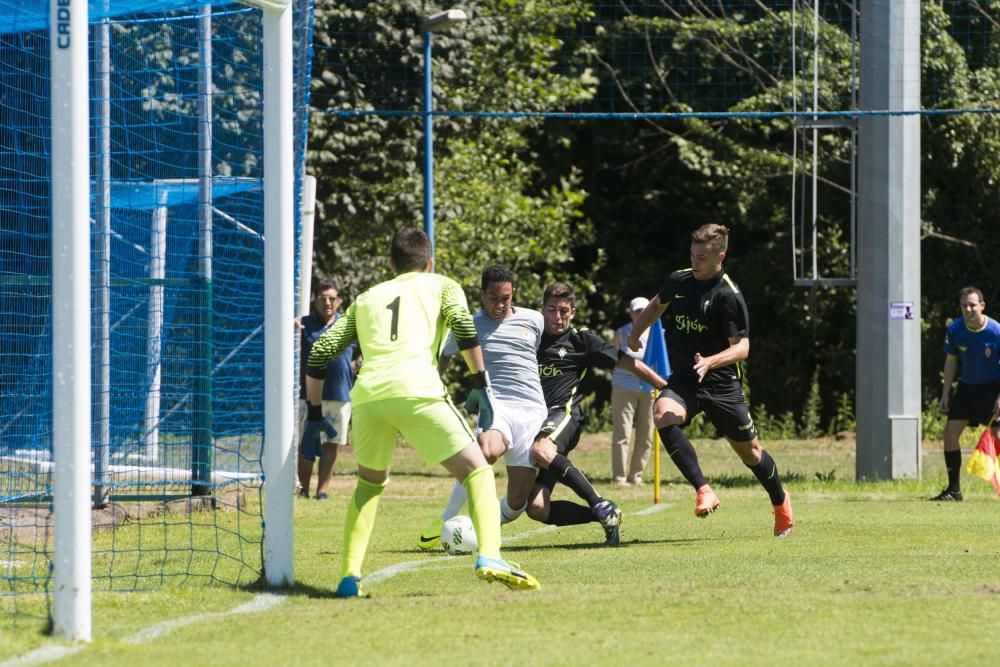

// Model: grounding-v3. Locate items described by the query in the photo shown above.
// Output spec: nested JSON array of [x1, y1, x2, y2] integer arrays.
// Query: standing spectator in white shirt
[[610, 297, 655, 485]]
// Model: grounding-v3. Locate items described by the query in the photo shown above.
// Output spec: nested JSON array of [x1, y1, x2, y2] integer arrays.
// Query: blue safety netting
[[0, 1, 278, 35], [1, 0, 314, 621]]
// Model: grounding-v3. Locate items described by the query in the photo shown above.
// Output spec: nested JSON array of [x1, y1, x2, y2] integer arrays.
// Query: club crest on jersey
[[703, 300, 710, 313], [987, 348, 993, 358], [557, 347, 567, 358]]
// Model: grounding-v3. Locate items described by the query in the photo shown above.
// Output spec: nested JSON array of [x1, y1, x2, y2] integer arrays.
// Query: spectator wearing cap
[[610, 297, 655, 485]]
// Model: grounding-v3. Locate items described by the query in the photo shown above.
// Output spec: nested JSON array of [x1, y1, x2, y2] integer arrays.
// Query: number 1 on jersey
[[386, 296, 400, 341]]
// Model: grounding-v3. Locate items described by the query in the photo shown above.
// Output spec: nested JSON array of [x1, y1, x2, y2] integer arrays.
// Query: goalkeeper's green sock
[[463, 466, 502, 560], [341, 476, 387, 579]]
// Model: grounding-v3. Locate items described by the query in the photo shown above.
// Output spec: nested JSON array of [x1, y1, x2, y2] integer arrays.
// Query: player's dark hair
[[691, 223, 729, 253], [391, 228, 432, 273], [312, 281, 338, 298], [543, 281, 575, 307], [481, 265, 516, 290], [959, 286, 984, 304]]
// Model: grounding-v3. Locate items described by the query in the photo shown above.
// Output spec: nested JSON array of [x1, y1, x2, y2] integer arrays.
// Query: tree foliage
[[308, 0, 599, 308], [307, 1, 1000, 428]]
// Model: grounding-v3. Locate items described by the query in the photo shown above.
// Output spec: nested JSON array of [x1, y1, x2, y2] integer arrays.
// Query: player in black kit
[[524, 282, 669, 546], [628, 224, 794, 537]]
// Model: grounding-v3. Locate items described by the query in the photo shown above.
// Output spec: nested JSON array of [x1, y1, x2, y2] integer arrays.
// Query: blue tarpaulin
[[0, 1, 246, 36], [95, 177, 260, 211]]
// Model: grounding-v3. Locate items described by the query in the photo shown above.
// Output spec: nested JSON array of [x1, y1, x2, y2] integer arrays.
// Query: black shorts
[[659, 376, 758, 442], [534, 407, 585, 492], [948, 380, 1000, 426]]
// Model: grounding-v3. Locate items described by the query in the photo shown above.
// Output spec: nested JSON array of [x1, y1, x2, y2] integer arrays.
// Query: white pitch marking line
[[634, 503, 670, 516], [504, 524, 559, 543], [1, 594, 286, 666], [123, 592, 285, 644], [362, 559, 436, 585], [6, 513, 649, 664], [0, 645, 82, 667], [363, 523, 559, 586]]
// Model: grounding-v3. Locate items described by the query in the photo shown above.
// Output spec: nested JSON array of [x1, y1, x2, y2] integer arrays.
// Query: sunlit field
[[4, 435, 998, 666]]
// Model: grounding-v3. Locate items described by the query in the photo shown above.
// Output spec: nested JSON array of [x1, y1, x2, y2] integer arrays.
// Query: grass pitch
[[3, 435, 999, 665]]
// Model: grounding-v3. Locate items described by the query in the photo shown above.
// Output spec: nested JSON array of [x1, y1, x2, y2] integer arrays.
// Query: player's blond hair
[[691, 223, 729, 254]]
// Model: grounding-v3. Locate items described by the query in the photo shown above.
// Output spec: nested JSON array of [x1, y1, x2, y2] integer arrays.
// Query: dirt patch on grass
[[1, 489, 245, 547]]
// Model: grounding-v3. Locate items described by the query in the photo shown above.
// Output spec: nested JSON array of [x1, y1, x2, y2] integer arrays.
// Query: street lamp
[[421, 8, 468, 258]]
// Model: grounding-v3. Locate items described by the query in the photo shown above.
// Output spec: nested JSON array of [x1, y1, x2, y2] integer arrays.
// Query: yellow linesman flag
[[965, 426, 1000, 497]]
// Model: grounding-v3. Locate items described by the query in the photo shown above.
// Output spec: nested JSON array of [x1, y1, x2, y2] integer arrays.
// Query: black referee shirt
[[657, 268, 749, 386], [538, 327, 622, 411]]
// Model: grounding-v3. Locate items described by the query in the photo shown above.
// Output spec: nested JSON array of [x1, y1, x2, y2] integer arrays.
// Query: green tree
[[562, 3, 858, 420], [561, 2, 1000, 425], [307, 1, 1000, 427], [307, 0, 600, 307], [919, 2, 1000, 400]]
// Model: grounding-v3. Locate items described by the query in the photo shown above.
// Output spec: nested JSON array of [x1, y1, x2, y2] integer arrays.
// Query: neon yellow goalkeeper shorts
[[351, 396, 476, 471]]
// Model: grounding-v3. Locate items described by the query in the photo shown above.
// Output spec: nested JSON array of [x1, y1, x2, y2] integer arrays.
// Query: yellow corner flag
[[965, 424, 1000, 497]]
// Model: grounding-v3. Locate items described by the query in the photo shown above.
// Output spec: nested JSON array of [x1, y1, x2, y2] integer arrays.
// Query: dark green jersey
[[537, 327, 621, 412], [657, 268, 748, 386]]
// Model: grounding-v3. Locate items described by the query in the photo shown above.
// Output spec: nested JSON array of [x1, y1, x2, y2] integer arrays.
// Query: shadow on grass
[[500, 536, 712, 552], [242, 579, 348, 600], [372, 524, 723, 556], [376, 534, 715, 557], [637, 471, 809, 489]]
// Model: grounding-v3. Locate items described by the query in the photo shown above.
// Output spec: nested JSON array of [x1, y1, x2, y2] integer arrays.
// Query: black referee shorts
[[660, 377, 758, 442], [948, 380, 1000, 427]]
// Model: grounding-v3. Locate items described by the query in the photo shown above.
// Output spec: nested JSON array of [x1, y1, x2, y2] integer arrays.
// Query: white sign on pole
[[889, 301, 915, 320]]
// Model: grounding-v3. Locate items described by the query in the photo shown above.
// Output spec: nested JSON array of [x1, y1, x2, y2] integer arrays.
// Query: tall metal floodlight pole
[[856, 1, 921, 479], [421, 8, 467, 257], [50, 0, 92, 641]]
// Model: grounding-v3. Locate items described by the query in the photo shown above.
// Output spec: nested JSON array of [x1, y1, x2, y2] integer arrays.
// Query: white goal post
[[50, 0, 93, 643], [48, 0, 298, 641], [260, 0, 297, 589]]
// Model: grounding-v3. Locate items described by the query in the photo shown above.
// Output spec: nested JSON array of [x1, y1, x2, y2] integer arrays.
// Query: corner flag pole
[[653, 403, 661, 504], [641, 317, 670, 505]]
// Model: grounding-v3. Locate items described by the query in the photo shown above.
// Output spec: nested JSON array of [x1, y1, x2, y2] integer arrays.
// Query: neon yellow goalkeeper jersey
[[306, 271, 479, 406]]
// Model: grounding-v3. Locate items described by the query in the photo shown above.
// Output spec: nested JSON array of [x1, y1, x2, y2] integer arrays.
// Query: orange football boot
[[773, 491, 794, 537], [694, 484, 720, 518]]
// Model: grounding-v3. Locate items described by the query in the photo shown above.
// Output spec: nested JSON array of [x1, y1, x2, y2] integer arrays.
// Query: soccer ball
[[440, 515, 478, 556]]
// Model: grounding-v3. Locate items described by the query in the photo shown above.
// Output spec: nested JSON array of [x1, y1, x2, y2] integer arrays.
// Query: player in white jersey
[[418, 265, 549, 549]]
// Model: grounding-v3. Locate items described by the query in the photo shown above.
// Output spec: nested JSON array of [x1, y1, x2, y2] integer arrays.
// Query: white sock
[[499, 496, 526, 524], [441, 480, 468, 520]]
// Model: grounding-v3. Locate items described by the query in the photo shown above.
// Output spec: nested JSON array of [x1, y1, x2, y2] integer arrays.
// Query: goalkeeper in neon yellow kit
[[304, 228, 540, 596]]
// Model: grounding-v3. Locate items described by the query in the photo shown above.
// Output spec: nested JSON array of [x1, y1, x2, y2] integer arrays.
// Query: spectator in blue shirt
[[933, 286, 1000, 501], [298, 282, 358, 500]]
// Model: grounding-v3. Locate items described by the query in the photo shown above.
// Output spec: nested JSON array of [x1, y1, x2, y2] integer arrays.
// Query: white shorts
[[479, 399, 547, 469], [298, 399, 351, 446]]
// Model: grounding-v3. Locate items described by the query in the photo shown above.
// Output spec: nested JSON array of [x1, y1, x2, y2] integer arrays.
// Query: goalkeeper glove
[[463, 370, 495, 430], [299, 403, 337, 462]]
